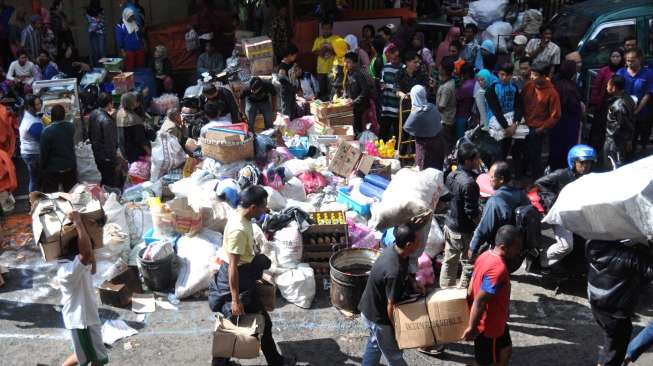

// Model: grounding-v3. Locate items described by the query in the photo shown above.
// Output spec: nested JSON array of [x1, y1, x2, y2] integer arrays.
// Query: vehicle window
[[583, 22, 636, 67], [551, 12, 593, 55], [648, 18, 653, 56]]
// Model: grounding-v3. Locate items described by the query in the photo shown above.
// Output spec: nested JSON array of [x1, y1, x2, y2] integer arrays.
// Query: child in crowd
[[59, 211, 109, 366]]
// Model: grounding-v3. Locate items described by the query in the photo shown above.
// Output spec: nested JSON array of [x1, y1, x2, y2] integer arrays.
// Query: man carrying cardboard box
[[462, 225, 523, 366], [358, 223, 422, 366]]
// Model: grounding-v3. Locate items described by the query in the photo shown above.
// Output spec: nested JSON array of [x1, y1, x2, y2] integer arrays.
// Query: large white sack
[[543, 156, 653, 242], [203, 201, 232, 234], [482, 21, 513, 52], [103, 193, 129, 246], [75, 141, 102, 184], [370, 168, 445, 230], [468, 0, 509, 29], [275, 264, 316, 309], [264, 186, 286, 211], [280, 177, 307, 202], [271, 221, 303, 268], [150, 132, 186, 180], [175, 229, 223, 299]]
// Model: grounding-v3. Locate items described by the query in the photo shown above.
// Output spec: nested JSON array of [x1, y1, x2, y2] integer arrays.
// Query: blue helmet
[[567, 144, 597, 170]]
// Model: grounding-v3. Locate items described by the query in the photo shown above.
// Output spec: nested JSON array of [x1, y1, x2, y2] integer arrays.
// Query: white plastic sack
[[75, 141, 102, 184], [280, 177, 307, 202], [468, 0, 508, 30], [103, 193, 128, 234], [370, 168, 445, 230], [0, 191, 15, 213], [424, 217, 445, 258], [488, 112, 528, 141], [275, 264, 316, 309], [271, 221, 303, 268], [282, 158, 316, 177], [481, 21, 513, 52], [543, 156, 653, 242], [264, 186, 287, 211], [151, 132, 186, 181], [175, 229, 223, 299], [203, 201, 232, 234]]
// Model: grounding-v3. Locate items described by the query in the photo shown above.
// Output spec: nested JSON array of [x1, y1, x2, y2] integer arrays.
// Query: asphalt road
[[1, 238, 652, 366]]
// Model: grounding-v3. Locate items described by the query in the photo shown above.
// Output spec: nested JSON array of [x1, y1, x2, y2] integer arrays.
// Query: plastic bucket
[[137, 247, 176, 291]]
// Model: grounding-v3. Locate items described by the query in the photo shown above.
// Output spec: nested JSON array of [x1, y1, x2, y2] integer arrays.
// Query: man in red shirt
[[462, 225, 523, 366]]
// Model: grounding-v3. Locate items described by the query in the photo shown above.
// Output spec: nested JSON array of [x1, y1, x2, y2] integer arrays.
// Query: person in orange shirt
[[0, 102, 17, 192], [513, 61, 561, 179]]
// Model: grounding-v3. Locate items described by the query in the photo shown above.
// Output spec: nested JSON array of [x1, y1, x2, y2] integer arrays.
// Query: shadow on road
[[277, 338, 363, 365]]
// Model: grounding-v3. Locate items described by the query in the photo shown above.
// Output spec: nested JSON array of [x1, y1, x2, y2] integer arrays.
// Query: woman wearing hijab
[[85, 0, 105, 66], [435, 26, 460, 67], [403, 85, 445, 170], [411, 32, 435, 73], [549, 60, 582, 170], [115, 7, 145, 71], [150, 45, 173, 96], [477, 39, 496, 71], [589, 49, 624, 154], [116, 92, 150, 163], [474, 68, 499, 128], [344, 34, 370, 70]]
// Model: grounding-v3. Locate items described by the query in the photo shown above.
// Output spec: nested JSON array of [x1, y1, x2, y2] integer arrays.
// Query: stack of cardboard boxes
[[243, 36, 274, 76]]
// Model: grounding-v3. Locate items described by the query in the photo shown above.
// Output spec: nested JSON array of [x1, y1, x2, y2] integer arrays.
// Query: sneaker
[[417, 345, 445, 357]]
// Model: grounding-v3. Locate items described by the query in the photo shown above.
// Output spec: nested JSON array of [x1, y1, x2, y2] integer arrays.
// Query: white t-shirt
[[57, 255, 101, 329]]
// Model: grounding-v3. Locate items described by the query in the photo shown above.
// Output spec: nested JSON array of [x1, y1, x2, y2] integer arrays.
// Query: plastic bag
[[75, 141, 102, 184], [271, 221, 303, 269], [141, 240, 175, 261], [287, 116, 314, 136], [298, 171, 327, 194], [128, 157, 151, 184], [255, 134, 276, 162], [264, 186, 287, 212], [415, 253, 434, 287], [468, 0, 509, 29], [275, 264, 316, 308], [103, 193, 129, 245], [280, 177, 307, 202], [175, 229, 222, 299], [0, 191, 15, 213], [216, 178, 241, 208], [349, 219, 378, 249], [151, 132, 186, 181], [481, 21, 513, 52], [125, 202, 153, 245], [424, 217, 445, 258], [358, 129, 378, 151]]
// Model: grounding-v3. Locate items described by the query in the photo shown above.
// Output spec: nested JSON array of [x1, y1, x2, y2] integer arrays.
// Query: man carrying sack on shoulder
[[208, 185, 290, 366]]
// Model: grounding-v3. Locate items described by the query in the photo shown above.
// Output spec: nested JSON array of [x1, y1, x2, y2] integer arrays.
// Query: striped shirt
[[526, 39, 561, 67], [381, 63, 401, 117], [20, 25, 41, 61]]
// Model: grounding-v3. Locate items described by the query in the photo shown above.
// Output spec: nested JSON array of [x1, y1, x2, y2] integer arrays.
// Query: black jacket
[[445, 168, 480, 233], [586, 240, 653, 317], [203, 86, 241, 123], [88, 108, 117, 164], [606, 94, 636, 143], [344, 69, 371, 111], [534, 168, 579, 211]]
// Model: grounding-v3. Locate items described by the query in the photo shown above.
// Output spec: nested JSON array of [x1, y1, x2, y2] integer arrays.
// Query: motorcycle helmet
[[567, 144, 597, 170]]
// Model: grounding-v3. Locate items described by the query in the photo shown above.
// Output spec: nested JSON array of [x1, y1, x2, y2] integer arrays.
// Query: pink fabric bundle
[[415, 253, 434, 287], [298, 171, 327, 194]]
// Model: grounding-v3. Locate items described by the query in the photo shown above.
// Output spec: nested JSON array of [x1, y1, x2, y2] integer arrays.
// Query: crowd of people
[[2, 2, 653, 366]]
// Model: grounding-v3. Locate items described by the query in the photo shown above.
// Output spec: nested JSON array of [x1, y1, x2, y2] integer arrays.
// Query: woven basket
[[200, 133, 255, 163]]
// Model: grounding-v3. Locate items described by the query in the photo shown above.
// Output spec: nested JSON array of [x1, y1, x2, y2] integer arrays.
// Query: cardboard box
[[98, 266, 141, 307], [393, 288, 469, 349], [242, 36, 273, 59], [249, 56, 274, 76], [212, 313, 265, 359], [30, 192, 105, 261], [112, 72, 134, 94], [357, 155, 392, 180], [329, 143, 362, 178], [256, 276, 276, 312]]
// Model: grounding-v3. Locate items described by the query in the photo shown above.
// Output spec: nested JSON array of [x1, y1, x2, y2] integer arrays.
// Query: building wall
[[5, 0, 193, 59]]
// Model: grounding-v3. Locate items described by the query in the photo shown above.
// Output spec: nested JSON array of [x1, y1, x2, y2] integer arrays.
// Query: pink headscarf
[[435, 26, 461, 67]]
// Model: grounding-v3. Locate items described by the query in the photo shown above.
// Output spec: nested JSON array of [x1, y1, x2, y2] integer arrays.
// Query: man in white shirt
[[58, 211, 109, 366], [525, 25, 561, 73], [7, 50, 37, 85]]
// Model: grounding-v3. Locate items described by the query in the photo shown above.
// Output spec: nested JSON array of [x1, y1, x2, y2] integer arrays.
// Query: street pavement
[[1, 235, 652, 366]]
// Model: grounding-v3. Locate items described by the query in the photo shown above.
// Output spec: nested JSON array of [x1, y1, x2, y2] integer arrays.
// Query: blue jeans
[[454, 116, 468, 142], [361, 314, 407, 366], [89, 32, 106, 67], [626, 321, 653, 362], [21, 154, 40, 193]]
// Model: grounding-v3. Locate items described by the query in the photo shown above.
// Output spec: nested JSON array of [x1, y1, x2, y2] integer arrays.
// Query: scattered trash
[[102, 319, 138, 345], [131, 293, 156, 313]]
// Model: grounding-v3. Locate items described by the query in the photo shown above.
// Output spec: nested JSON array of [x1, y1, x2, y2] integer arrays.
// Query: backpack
[[514, 204, 543, 251]]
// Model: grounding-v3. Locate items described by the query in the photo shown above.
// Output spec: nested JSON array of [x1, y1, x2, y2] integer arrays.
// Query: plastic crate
[[337, 187, 371, 217], [143, 228, 179, 246], [288, 146, 309, 159]]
